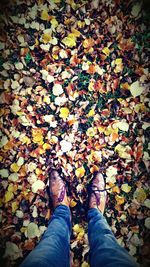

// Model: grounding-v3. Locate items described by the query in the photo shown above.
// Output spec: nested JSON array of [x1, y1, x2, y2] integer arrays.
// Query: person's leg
[[20, 169, 71, 267], [20, 205, 71, 267], [88, 172, 139, 267], [88, 208, 139, 267]]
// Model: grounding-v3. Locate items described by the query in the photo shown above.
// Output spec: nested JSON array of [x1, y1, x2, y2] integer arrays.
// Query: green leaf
[[25, 53, 32, 64]]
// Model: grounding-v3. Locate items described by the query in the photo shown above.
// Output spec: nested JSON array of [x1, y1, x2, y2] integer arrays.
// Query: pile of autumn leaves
[[0, 0, 150, 266]]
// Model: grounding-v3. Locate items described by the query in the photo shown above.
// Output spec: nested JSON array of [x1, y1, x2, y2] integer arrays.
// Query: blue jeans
[[20, 205, 138, 267]]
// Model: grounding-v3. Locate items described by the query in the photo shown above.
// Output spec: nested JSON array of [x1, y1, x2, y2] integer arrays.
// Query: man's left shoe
[[49, 169, 69, 208]]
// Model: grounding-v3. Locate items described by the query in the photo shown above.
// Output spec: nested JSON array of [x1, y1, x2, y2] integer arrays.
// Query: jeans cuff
[[50, 204, 72, 233], [88, 207, 103, 222]]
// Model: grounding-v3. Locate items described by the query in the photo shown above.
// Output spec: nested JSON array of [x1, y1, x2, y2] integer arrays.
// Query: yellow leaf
[[75, 167, 85, 178], [130, 81, 144, 98], [50, 18, 58, 28], [115, 144, 131, 159], [20, 227, 26, 233], [20, 136, 31, 144], [62, 34, 76, 47], [77, 20, 85, 28], [43, 96, 50, 104], [70, 199, 77, 207], [73, 224, 84, 234], [41, 33, 52, 43], [88, 151, 102, 163], [86, 127, 97, 137], [87, 109, 95, 117], [115, 58, 122, 64], [104, 125, 118, 136], [83, 38, 94, 49], [5, 191, 14, 203], [134, 188, 147, 203], [115, 195, 125, 205], [12, 201, 18, 213], [10, 163, 21, 173], [98, 126, 105, 133], [0, 198, 3, 207], [66, 0, 77, 10], [102, 47, 110, 56], [81, 262, 90, 267], [77, 230, 85, 240], [43, 143, 51, 150], [32, 129, 44, 145], [88, 80, 95, 91], [41, 10, 49, 21], [59, 107, 69, 119], [35, 168, 43, 176], [121, 184, 132, 193], [90, 165, 99, 173], [53, 54, 58, 59], [71, 27, 80, 37]]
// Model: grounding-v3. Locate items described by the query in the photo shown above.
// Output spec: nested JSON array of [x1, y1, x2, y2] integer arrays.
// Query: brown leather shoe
[[49, 169, 69, 208], [89, 172, 107, 214]]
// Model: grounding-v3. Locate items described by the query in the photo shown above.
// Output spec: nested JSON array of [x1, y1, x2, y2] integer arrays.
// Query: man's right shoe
[[89, 172, 107, 214]]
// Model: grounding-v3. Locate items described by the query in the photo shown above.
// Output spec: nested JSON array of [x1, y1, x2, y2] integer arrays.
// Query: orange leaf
[[115, 195, 125, 205], [83, 38, 95, 49], [90, 165, 99, 173], [87, 64, 96, 74], [110, 132, 119, 142]]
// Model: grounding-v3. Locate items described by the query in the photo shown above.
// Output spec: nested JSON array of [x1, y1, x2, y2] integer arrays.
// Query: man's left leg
[[20, 205, 71, 267]]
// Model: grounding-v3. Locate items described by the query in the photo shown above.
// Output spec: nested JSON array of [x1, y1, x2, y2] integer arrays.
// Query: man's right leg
[[88, 172, 139, 267], [88, 208, 138, 267]]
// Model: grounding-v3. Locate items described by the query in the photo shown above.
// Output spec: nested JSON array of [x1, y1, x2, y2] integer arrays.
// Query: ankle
[[89, 204, 105, 214], [54, 196, 69, 209]]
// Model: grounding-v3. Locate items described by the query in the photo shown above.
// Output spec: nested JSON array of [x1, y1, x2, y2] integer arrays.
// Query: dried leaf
[[59, 107, 69, 119], [60, 140, 72, 153], [31, 180, 45, 193], [130, 81, 144, 98], [75, 167, 85, 178], [27, 222, 40, 238], [121, 184, 132, 193], [134, 188, 147, 203]]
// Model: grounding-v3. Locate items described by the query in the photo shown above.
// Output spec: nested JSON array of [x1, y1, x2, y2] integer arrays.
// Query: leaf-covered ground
[[0, 0, 150, 266]]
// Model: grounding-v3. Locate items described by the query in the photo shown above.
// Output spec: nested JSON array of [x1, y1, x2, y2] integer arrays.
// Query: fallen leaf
[[115, 195, 125, 205], [145, 218, 150, 229], [75, 167, 85, 178], [60, 140, 72, 153], [41, 10, 49, 21], [134, 188, 147, 203], [5, 191, 14, 203], [31, 180, 45, 193], [27, 222, 40, 238], [0, 168, 9, 178], [52, 84, 63, 96], [115, 144, 131, 159], [4, 242, 22, 260], [102, 47, 110, 56], [62, 34, 76, 47], [86, 127, 97, 137], [59, 107, 69, 119], [130, 81, 144, 98], [10, 163, 21, 173], [121, 184, 132, 193]]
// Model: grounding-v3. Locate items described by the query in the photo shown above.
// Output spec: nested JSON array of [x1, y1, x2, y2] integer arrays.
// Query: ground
[[0, 0, 150, 266]]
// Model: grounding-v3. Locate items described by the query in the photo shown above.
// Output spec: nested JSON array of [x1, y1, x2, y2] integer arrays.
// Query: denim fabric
[[20, 205, 71, 267], [88, 208, 139, 267], [20, 206, 139, 267]]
